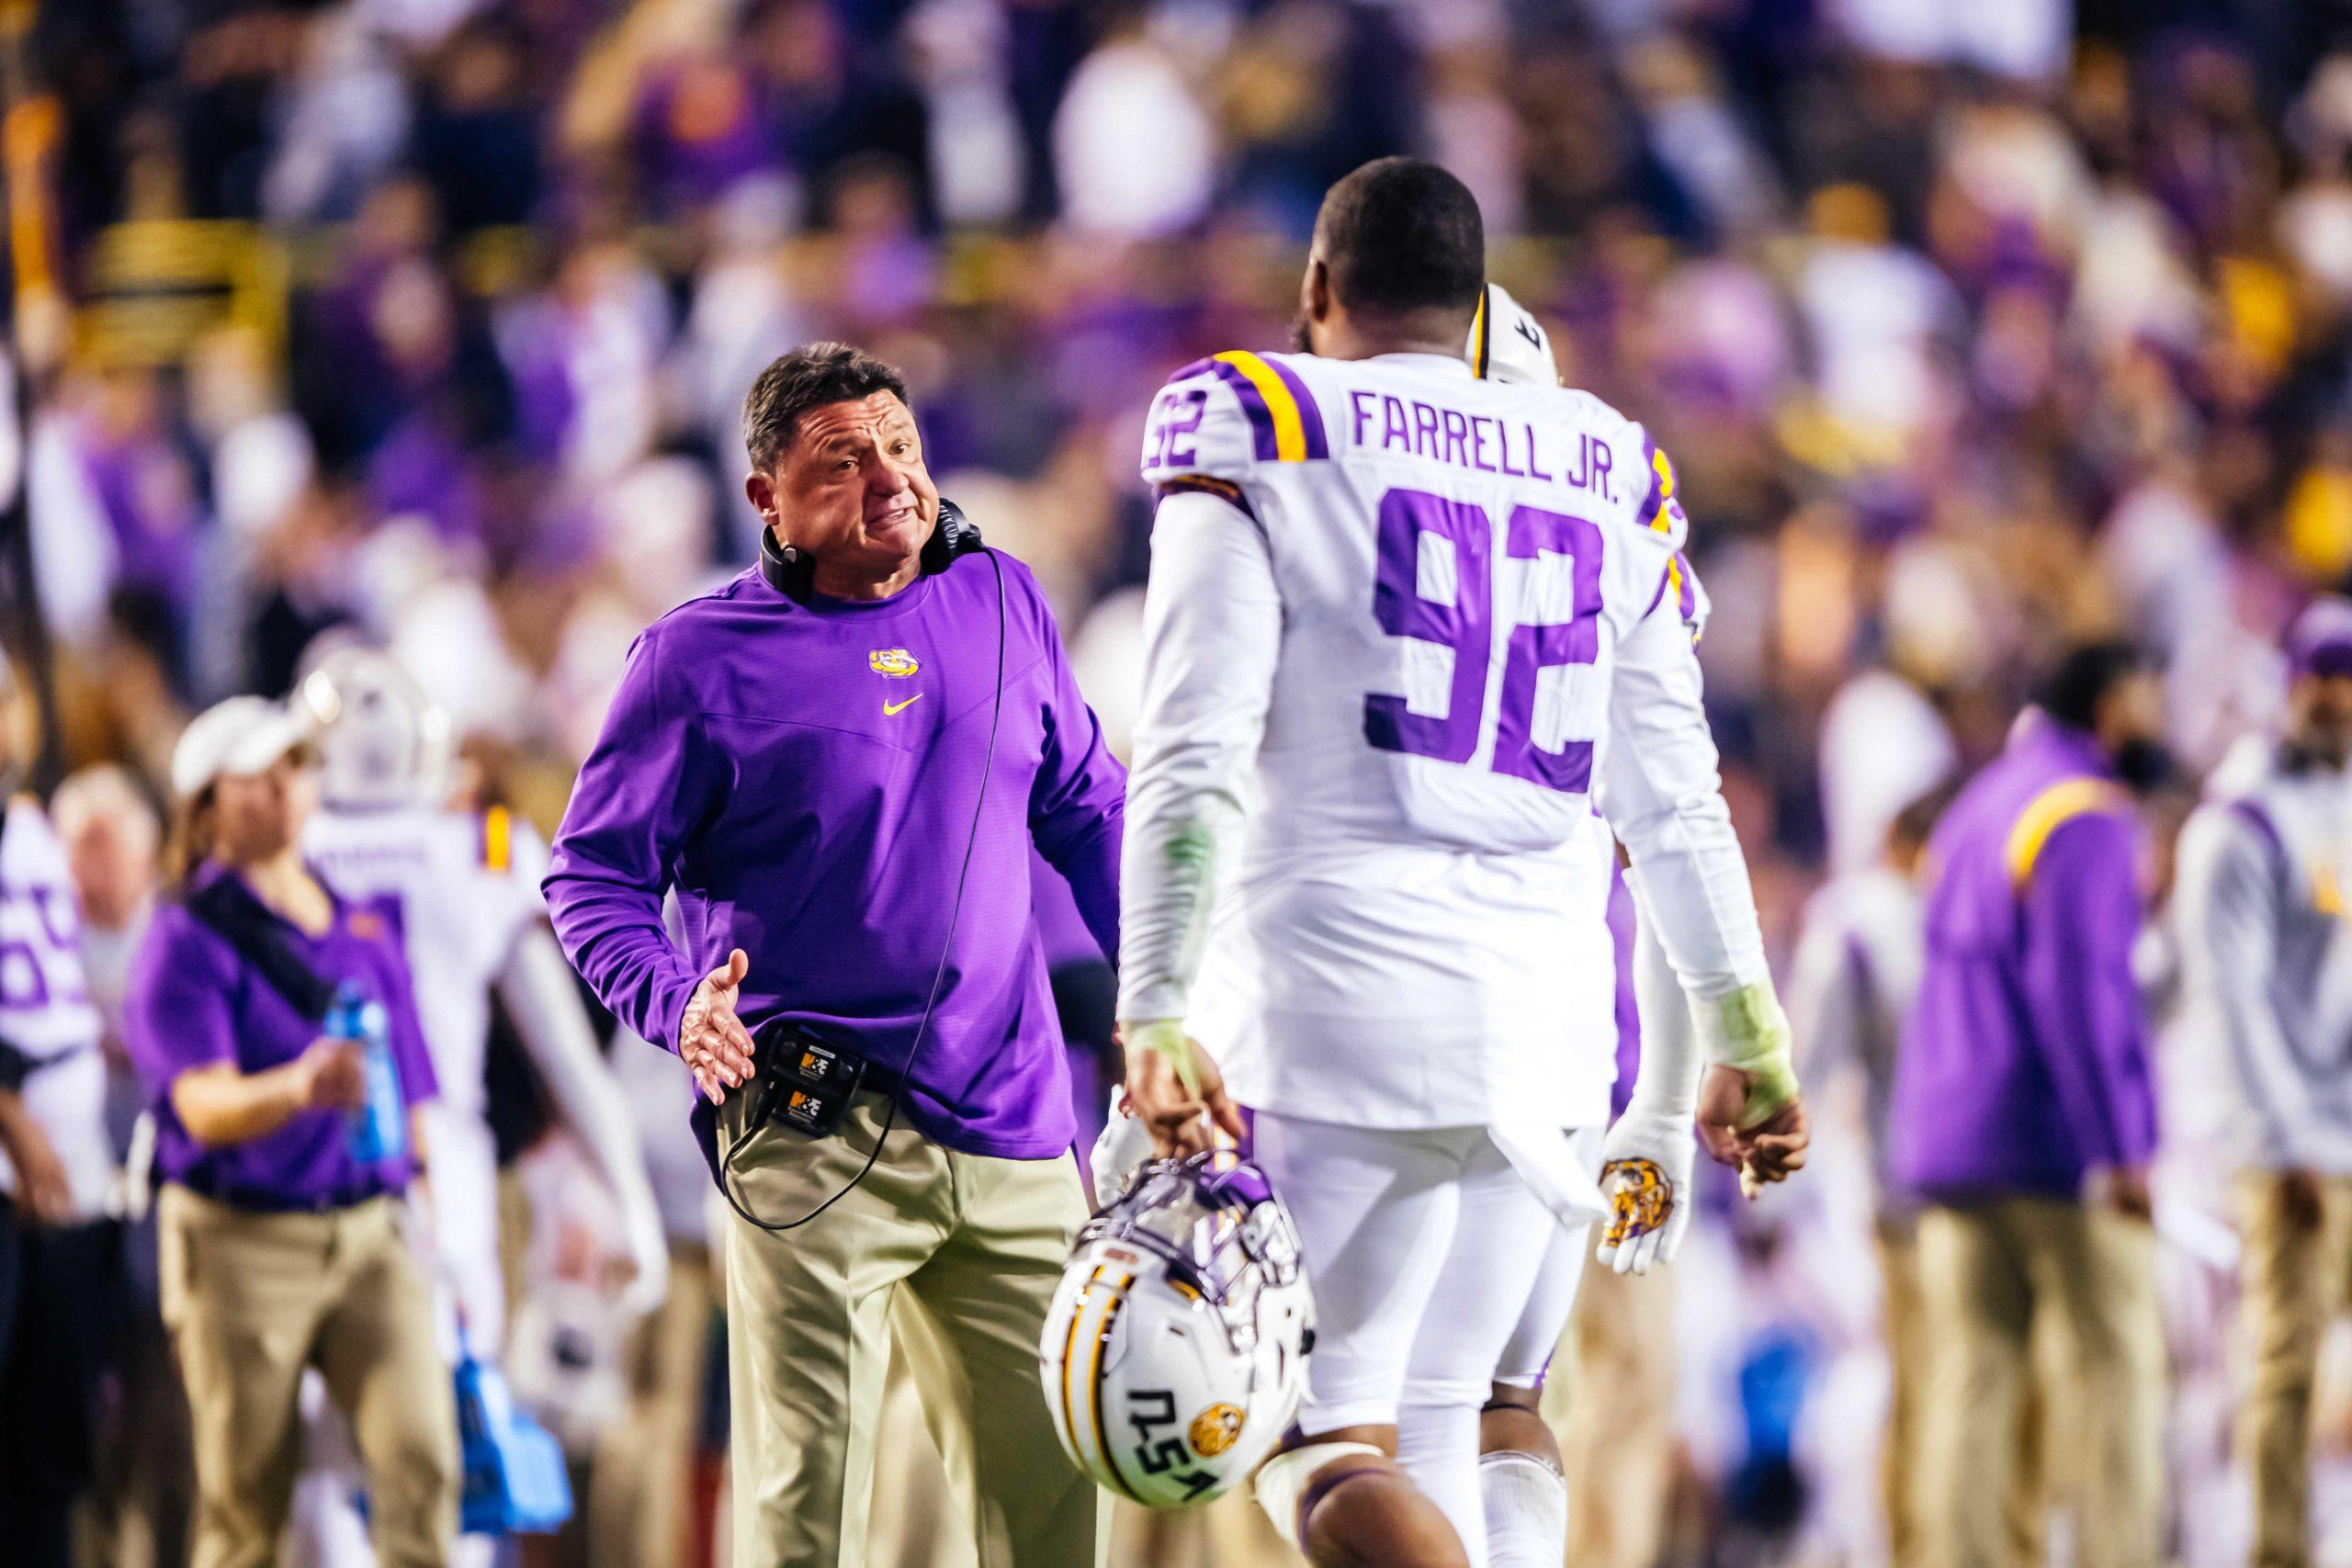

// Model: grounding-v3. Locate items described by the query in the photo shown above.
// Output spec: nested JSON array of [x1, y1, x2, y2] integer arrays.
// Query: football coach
[[543, 343, 1123, 1567]]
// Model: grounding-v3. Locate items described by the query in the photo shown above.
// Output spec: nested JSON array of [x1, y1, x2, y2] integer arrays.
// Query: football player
[[1434, 285, 1713, 1568], [298, 647, 666, 1351], [1118, 159, 1804, 1567], [289, 649, 667, 1566]]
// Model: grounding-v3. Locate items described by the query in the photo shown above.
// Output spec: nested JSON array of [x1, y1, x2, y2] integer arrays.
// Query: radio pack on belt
[[748, 1018, 868, 1138], [690, 1017, 874, 1188]]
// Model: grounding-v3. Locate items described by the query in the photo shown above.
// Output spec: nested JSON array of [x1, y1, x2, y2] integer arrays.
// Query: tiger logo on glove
[[1601, 1158, 1673, 1246]]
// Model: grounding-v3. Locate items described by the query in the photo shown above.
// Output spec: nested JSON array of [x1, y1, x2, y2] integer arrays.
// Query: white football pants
[[1254, 1113, 1566, 1565]]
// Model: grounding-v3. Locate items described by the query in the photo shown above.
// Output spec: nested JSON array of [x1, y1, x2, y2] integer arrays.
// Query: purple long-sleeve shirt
[[1892, 719, 2157, 1200], [543, 552, 1125, 1161], [125, 866, 439, 1208]]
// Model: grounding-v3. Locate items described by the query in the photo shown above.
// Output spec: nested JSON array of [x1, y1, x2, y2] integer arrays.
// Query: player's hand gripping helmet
[[1040, 1151, 1313, 1509], [297, 646, 455, 810]]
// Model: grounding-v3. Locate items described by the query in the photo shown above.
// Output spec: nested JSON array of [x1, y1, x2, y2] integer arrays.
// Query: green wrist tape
[[1126, 1018, 1201, 1097], [1715, 982, 1799, 1128]]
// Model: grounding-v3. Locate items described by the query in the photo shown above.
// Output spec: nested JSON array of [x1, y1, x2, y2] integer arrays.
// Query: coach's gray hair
[[741, 343, 910, 473]]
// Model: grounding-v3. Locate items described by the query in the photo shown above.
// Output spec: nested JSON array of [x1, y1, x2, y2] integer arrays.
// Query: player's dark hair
[[2033, 638, 2148, 732], [1312, 156, 1485, 319], [741, 343, 910, 472]]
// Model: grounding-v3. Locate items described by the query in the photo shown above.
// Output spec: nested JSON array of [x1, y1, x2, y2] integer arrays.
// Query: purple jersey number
[[1493, 505, 1605, 791], [1145, 387, 1208, 473], [1363, 489, 1604, 791], [1364, 488, 1492, 764], [0, 886, 89, 1011]]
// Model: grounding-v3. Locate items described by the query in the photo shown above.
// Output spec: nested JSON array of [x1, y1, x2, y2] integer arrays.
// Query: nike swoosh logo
[[883, 694, 923, 716]]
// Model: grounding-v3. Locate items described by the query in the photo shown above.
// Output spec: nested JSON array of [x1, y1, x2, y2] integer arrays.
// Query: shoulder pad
[[1141, 352, 1332, 491]]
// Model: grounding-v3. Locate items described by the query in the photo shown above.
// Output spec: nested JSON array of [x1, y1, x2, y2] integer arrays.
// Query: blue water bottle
[[330, 979, 405, 1164]]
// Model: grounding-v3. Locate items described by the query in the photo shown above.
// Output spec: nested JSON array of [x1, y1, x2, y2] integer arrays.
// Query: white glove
[[1593, 1100, 1695, 1275], [1090, 1089, 1158, 1207]]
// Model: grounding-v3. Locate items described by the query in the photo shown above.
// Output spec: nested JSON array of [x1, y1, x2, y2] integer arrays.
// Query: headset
[[718, 495, 1006, 1232]]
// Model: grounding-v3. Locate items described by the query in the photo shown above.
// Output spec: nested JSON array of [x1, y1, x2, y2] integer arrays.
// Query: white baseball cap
[[169, 695, 312, 799]]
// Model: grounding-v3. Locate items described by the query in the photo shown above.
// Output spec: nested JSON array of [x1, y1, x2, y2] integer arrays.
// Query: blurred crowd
[[13, 0, 2352, 1563]]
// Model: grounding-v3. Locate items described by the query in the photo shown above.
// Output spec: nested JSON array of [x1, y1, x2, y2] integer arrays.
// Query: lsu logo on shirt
[[869, 649, 920, 679]]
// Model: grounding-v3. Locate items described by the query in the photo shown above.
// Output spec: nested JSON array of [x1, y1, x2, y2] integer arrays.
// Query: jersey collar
[[1368, 352, 1475, 378]]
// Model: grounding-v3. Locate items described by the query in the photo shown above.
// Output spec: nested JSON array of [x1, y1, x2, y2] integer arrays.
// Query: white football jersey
[[305, 804, 549, 1122], [1125, 349, 1711, 1130], [0, 796, 111, 1213]]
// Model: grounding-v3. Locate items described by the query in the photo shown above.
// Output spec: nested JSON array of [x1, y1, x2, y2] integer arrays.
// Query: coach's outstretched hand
[[1118, 1019, 1245, 1158], [1696, 1063, 1811, 1200], [682, 949, 757, 1105]]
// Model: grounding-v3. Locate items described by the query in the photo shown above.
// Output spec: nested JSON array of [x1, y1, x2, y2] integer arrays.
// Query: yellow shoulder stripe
[[2004, 778, 2124, 886], [1214, 350, 1309, 463], [483, 805, 512, 874]]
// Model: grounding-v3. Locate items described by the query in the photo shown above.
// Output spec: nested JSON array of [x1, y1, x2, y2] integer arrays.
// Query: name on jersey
[[1346, 391, 1615, 502]]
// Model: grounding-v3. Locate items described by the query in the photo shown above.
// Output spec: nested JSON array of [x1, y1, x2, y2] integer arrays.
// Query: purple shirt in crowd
[[1891, 718, 2157, 1200], [124, 866, 439, 1208], [543, 552, 1125, 1161]]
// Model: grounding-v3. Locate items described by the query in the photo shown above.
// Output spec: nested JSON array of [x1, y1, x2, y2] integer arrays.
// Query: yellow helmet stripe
[[1089, 1274, 1142, 1502], [1058, 1265, 1100, 1468], [1214, 351, 1310, 463], [483, 805, 513, 873], [1472, 286, 1492, 378]]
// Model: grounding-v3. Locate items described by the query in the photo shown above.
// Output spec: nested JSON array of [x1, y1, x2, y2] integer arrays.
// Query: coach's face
[[747, 390, 939, 594]]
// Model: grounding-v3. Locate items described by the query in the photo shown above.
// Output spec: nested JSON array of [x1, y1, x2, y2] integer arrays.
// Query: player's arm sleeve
[[2174, 807, 2305, 1163], [1116, 488, 1282, 1025], [494, 924, 668, 1302], [1623, 868, 1702, 1116], [541, 626, 719, 1057], [2018, 811, 2155, 1169], [1594, 580, 1784, 1081], [1026, 575, 1126, 963]]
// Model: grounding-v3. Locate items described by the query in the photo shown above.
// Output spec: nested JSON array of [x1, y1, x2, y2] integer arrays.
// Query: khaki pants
[[720, 1090, 1110, 1568], [589, 1239, 718, 1568], [1878, 1220, 1929, 1568], [1542, 1259, 1675, 1568], [1914, 1197, 2164, 1568], [2235, 1172, 2352, 1568], [157, 1185, 458, 1568]]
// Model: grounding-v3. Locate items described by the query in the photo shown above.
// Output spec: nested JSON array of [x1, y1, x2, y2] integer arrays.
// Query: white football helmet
[[298, 646, 455, 809], [1470, 281, 1559, 387], [1040, 1151, 1314, 1509]]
